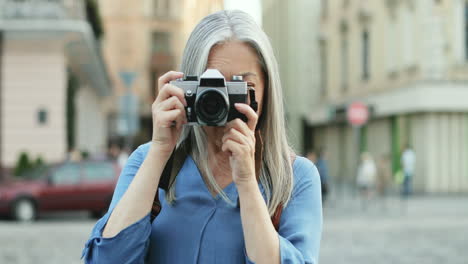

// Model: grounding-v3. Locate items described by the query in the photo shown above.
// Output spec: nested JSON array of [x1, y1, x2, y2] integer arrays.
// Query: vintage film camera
[[170, 69, 258, 126]]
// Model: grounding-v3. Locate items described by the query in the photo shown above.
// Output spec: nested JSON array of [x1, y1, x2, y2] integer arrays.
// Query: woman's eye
[[247, 82, 256, 87]]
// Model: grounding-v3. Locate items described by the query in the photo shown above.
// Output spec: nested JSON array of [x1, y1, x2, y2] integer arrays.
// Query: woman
[[82, 10, 322, 264]]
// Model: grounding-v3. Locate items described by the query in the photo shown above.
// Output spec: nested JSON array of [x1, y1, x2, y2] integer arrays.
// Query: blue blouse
[[81, 142, 322, 263]]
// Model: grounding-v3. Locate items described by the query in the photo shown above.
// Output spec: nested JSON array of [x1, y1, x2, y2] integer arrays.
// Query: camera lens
[[196, 90, 228, 125]]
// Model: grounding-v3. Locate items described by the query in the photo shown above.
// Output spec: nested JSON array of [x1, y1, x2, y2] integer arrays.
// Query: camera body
[[170, 69, 257, 126]]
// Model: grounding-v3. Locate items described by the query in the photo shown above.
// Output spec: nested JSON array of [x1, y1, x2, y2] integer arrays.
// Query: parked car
[[0, 160, 121, 221]]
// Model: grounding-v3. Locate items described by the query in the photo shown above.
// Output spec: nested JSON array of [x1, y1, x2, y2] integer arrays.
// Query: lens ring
[[195, 90, 228, 124]]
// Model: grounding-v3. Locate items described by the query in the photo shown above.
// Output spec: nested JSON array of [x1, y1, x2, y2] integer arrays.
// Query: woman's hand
[[151, 71, 188, 155], [221, 103, 259, 186]]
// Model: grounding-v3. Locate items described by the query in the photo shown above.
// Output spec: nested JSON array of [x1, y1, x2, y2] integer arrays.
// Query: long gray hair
[[166, 10, 293, 216]]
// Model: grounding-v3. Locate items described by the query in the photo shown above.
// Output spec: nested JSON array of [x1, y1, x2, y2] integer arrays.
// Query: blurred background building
[[0, 0, 111, 172], [2, 0, 466, 194], [265, 0, 468, 193], [0, 0, 262, 176], [98, 0, 224, 149]]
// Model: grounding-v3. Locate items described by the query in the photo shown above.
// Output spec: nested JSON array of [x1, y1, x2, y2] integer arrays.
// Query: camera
[[170, 69, 258, 126]]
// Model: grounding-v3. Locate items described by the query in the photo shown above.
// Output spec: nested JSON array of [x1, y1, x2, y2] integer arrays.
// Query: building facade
[[263, 0, 322, 150], [0, 0, 111, 171], [305, 0, 468, 193]]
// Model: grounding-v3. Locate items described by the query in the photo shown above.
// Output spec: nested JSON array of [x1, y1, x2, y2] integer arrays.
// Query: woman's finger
[[159, 96, 186, 112], [159, 97, 187, 128], [234, 103, 258, 131], [222, 128, 250, 147], [157, 109, 182, 128], [157, 71, 183, 90], [156, 84, 187, 106], [225, 118, 253, 140], [222, 139, 242, 156]]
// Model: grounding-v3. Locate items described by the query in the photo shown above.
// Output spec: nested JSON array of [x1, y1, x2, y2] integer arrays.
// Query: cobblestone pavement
[[319, 191, 468, 264], [0, 194, 467, 264], [0, 212, 94, 264]]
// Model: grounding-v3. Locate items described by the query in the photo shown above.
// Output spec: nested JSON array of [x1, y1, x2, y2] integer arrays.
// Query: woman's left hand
[[222, 103, 258, 186]]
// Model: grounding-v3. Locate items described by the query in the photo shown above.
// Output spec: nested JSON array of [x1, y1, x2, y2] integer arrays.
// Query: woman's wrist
[[148, 142, 173, 162], [236, 177, 259, 195]]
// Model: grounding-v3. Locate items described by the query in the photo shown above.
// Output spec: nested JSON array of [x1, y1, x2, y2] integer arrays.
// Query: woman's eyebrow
[[238, 72, 258, 79]]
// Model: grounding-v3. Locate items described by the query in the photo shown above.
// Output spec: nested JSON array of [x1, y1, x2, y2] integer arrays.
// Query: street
[[320, 192, 468, 264], [0, 195, 467, 264]]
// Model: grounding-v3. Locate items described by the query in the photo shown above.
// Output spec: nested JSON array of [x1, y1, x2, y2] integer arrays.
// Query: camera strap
[[150, 130, 295, 232]]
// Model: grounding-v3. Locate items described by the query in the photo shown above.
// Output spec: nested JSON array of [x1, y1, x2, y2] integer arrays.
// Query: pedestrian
[[82, 10, 322, 264], [117, 146, 130, 169], [376, 153, 392, 210], [309, 148, 330, 203], [401, 144, 416, 198], [356, 152, 377, 210]]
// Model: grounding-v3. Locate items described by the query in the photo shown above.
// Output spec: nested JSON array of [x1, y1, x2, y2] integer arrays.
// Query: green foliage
[[34, 156, 45, 168], [67, 71, 78, 151], [85, 0, 104, 39], [81, 150, 90, 160], [14, 152, 47, 178], [14, 152, 32, 177]]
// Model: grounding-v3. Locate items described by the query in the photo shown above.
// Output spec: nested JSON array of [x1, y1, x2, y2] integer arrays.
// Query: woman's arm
[[221, 103, 280, 263], [102, 144, 169, 237], [82, 144, 159, 263], [237, 180, 281, 264], [103, 71, 187, 238], [239, 157, 323, 264], [223, 104, 322, 263]]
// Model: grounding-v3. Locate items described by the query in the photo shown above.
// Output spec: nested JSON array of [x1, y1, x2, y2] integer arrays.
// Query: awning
[[306, 80, 468, 125], [0, 19, 111, 97]]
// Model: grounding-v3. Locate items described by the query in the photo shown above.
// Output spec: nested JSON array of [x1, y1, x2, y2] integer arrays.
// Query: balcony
[[0, 0, 111, 97], [1, 0, 85, 20]]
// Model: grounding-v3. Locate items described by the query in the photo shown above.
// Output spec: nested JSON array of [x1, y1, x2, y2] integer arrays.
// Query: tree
[[14, 152, 32, 177], [85, 0, 104, 40]]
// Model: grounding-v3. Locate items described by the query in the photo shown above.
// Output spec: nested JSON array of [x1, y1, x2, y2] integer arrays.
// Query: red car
[[0, 160, 120, 221]]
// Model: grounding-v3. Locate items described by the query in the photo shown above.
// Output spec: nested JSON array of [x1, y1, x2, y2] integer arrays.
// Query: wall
[[76, 85, 107, 155], [1, 39, 67, 167]]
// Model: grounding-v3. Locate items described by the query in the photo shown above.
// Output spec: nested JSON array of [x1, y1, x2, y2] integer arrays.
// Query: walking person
[[82, 10, 322, 264], [376, 153, 392, 211], [401, 144, 416, 202], [315, 149, 330, 203], [356, 152, 377, 211]]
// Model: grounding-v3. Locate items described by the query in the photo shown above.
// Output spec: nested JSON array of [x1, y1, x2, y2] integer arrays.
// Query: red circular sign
[[347, 102, 369, 126]]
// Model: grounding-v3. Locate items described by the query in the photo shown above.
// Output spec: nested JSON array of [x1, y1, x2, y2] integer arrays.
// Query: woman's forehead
[[206, 41, 262, 80]]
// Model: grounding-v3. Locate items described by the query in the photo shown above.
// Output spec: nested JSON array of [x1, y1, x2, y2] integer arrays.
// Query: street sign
[[119, 71, 137, 89], [347, 102, 369, 126]]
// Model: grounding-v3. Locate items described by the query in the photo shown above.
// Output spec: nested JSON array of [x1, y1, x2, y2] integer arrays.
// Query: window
[[50, 163, 80, 185], [386, 15, 398, 74], [402, 7, 414, 67], [150, 31, 173, 99], [83, 162, 115, 182], [151, 32, 171, 54], [343, 0, 350, 8], [362, 30, 370, 80], [37, 108, 48, 125], [319, 40, 328, 96], [465, 2, 468, 60], [153, 0, 170, 18], [321, 0, 328, 17], [341, 31, 349, 92]]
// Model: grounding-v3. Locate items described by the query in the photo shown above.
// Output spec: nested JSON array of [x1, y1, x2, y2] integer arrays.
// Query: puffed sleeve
[[81, 144, 153, 264]]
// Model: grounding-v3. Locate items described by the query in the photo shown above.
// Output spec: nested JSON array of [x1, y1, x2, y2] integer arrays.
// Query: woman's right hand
[[151, 71, 188, 155]]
